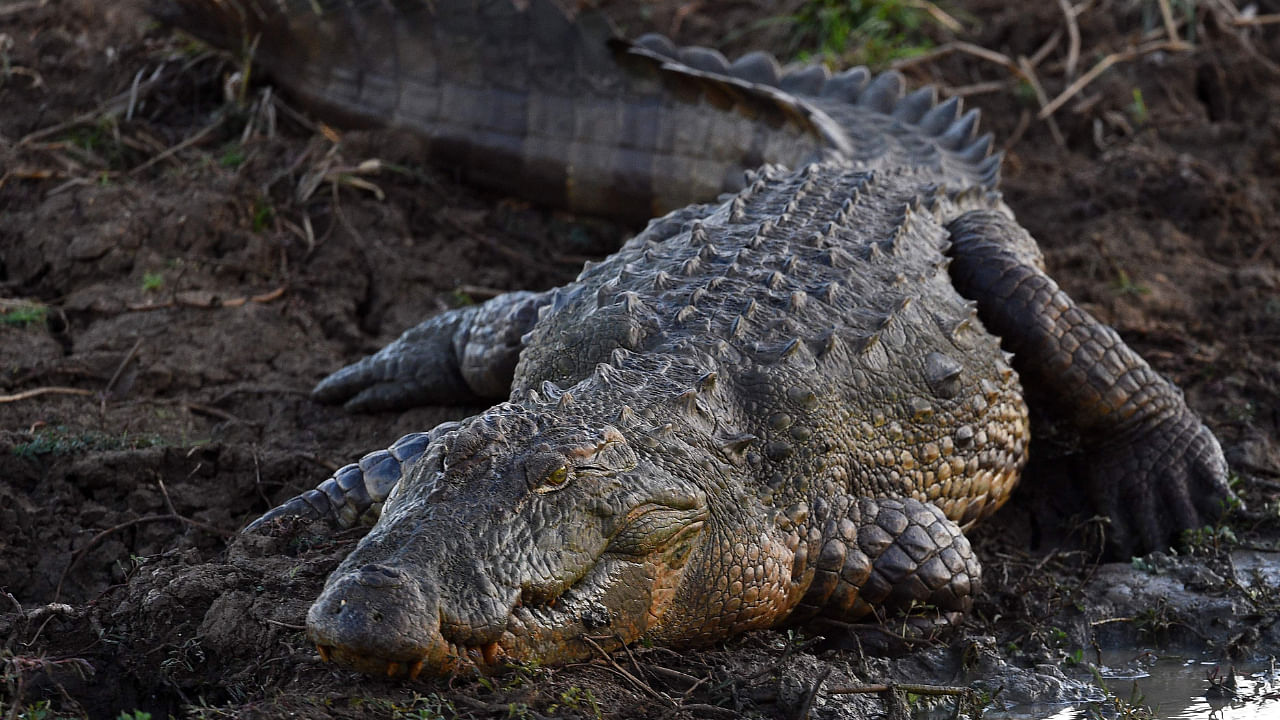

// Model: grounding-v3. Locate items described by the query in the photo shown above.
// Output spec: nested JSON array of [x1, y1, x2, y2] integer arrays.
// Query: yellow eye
[[535, 465, 571, 494], [547, 466, 569, 485]]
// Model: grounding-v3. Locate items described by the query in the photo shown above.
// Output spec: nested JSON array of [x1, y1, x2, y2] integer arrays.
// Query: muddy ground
[[1, 0, 1279, 718]]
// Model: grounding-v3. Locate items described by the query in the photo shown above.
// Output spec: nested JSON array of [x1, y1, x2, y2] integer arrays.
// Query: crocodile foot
[[1076, 410, 1237, 558]]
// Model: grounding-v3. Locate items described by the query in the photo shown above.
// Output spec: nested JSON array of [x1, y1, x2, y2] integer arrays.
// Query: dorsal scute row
[[627, 33, 1001, 190], [565, 166, 960, 365]]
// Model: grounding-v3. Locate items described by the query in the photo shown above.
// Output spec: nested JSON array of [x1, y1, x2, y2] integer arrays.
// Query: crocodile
[[154, 0, 1234, 679]]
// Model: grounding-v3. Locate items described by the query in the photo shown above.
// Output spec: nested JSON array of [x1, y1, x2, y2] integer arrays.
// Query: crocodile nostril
[[371, 609, 384, 622]]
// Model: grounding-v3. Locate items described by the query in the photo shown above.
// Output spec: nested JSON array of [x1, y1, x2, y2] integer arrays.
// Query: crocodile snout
[[306, 563, 460, 678]]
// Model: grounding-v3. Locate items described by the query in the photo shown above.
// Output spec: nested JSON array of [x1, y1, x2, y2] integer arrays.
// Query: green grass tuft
[[0, 302, 47, 327], [12, 426, 165, 458], [142, 271, 164, 293], [781, 0, 939, 67]]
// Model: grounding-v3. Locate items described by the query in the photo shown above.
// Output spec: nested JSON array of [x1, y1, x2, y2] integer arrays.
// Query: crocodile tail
[[243, 429, 440, 532], [151, 1, 999, 219], [152, 0, 850, 221], [622, 33, 1002, 191]]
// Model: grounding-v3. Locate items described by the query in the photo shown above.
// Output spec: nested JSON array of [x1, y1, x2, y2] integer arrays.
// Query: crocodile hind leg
[[794, 496, 982, 626], [314, 290, 549, 411], [945, 210, 1235, 557]]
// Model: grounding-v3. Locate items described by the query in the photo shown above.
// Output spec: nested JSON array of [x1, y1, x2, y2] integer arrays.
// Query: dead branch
[[1233, 14, 1280, 26], [894, 41, 1027, 80], [1017, 57, 1066, 146], [128, 116, 224, 176], [1038, 41, 1190, 120], [1056, 0, 1081, 78], [0, 387, 94, 403], [582, 635, 674, 705]]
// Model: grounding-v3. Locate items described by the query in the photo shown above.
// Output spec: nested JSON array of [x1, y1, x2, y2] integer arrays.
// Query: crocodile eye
[[534, 465, 571, 494]]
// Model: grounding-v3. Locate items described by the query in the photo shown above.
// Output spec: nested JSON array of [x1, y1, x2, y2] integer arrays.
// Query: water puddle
[[981, 652, 1279, 719], [1093, 652, 1278, 719]]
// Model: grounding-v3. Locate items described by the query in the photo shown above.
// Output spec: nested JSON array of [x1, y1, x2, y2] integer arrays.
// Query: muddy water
[[975, 653, 1278, 719], [1097, 653, 1278, 720]]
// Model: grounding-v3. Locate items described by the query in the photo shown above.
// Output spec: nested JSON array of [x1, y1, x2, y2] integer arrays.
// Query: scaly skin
[[162, 0, 1237, 680], [150, 0, 998, 221]]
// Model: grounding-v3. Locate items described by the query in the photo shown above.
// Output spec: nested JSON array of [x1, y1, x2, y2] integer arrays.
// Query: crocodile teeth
[[482, 641, 500, 666], [408, 659, 424, 681], [386, 661, 400, 677], [315, 644, 331, 662]]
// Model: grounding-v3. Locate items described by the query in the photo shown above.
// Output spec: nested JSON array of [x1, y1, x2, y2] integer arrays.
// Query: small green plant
[[780, 0, 938, 67], [219, 145, 247, 168], [65, 117, 112, 153], [400, 694, 455, 720], [550, 686, 602, 719], [1131, 555, 1160, 574], [63, 116, 128, 168], [1127, 88, 1149, 126], [1111, 268, 1151, 296], [1014, 81, 1040, 107], [13, 700, 54, 720], [117, 711, 152, 720], [450, 289, 476, 307], [12, 426, 164, 458], [1048, 627, 1069, 647], [142, 271, 165, 293], [251, 197, 275, 232], [1132, 603, 1174, 642], [1180, 523, 1238, 554], [0, 302, 47, 327]]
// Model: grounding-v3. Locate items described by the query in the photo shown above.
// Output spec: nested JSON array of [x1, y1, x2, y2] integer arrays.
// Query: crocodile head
[[305, 400, 715, 678]]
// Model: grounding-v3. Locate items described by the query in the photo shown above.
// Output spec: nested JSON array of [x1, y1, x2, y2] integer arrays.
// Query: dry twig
[[0, 387, 94, 403], [0, 0, 47, 18], [102, 337, 143, 413], [1038, 40, 1190, 119], [894, 41, 1026, 80], [796, 665, 832, 720], [1056, 0, 1081, 79], [1157, 0, 1183, 46], [128, 116, 224, 176], [1233, 14, 1280, 26], [827, 682, 973, 696], [1016, 57, 1066, 146], [582, 635, 673, 705], [905, 0, 963, 33]]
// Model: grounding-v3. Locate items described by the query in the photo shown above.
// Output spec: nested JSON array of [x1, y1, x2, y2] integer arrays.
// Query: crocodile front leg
[[314, 290, 548, 411], [945, 210, 1235, 557], [793, 496, 982, 623]]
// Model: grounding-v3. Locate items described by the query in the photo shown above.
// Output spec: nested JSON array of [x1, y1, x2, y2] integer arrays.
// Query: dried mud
[[1, 1, 1278, 718]]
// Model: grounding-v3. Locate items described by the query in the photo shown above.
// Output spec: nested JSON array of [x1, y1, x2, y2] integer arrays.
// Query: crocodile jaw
[[304, 503, 709, 679]]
